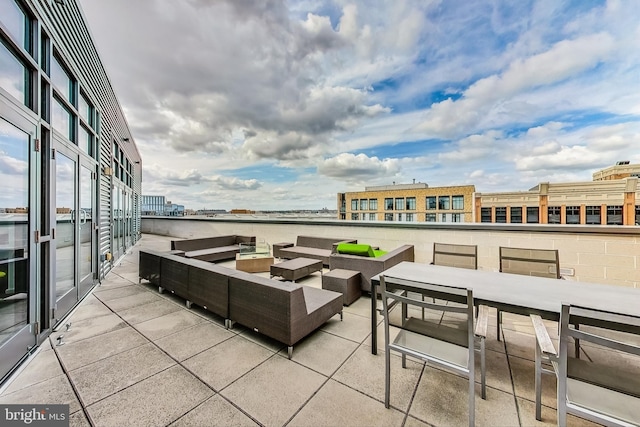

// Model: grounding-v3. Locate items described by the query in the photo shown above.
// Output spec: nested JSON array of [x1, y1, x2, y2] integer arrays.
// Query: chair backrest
[[433, 243, 478, 270], [499, 247, 560, 278], [556, 304, 640, 425], [379, 275, 475, 355]]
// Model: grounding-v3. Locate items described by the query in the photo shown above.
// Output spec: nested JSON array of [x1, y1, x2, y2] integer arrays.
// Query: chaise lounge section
[[170, 235, 255, 262], [275, 235, 357, 266], [228, 270, 343, 358]]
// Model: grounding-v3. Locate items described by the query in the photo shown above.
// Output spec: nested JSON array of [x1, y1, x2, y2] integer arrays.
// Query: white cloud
[[318, 153, 400, 181], [415, 33, 616, 138], [78, 0, 640, 209]]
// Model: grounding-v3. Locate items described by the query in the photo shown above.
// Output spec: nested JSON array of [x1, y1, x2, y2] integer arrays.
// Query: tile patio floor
[[0, 234, 606, 427]]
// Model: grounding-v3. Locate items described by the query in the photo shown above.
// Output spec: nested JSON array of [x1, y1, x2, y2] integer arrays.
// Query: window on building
[[481, 207, 492, 223], [566, 206, 580, 224], [526, 207, 539, 223], [495, 207, 507, 223], [397, 213, 403, 221], [360, 199, 368, 210], [52, 96, 73, 141], [362, 213, 367, 220], [351, 199, 358, 210], [452, 195, 464, 210], [1, 0, 29, 50], [395, 198, 404, 210], [385, 198, 393, 210], [548, 206, 561, 224], [585, 206, 601, 224], [426, 213, 436, 222], [406, 197, 416, 210], [438, 196, 450, 210], [51, 53, 74, 104], [510, 207, 522, 223], [0, 40, 30, 107], [636, 206, 640, 225], [369, 199, 378, 210], [369, 213, 376, 221], [426, 196, 436, 210], [78, 92, 95, 130], [452, 213, 461, 222], [406, 213, 414, 222], [78, 125, 93, 157], [441, 213, 448, 222], [606, 205, 623, 225], [351, 213, 358, 220], [384, 213, 393, 221]]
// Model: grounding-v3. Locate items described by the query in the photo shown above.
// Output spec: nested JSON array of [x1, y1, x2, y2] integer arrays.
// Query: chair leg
[[480, 338, 486, 400], [574, 324, 580, 359], [497, 309, 502, 341], [534, 341, 543, 421], [468, 364, 475, 427], [385, 347, 391, 408], [402, 353, 406, 369]]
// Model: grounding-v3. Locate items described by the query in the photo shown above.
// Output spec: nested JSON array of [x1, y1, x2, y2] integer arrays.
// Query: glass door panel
[[54, 150, 77, 317], [78, 163, 94, 295], [0, 116, 34, 380]]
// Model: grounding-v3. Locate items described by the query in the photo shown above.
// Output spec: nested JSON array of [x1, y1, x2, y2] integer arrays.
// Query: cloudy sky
[[79, 0, 640, 211]]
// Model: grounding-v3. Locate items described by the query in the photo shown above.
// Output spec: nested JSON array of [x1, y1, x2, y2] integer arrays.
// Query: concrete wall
[[142, 217, 640, 288]]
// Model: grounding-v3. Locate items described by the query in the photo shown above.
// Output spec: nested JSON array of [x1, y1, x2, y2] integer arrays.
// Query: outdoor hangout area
[[1, 219, 639, 426]]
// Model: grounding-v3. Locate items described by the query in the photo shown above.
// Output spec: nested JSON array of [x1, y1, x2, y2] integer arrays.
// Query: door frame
[[0, 100, 38, 381]]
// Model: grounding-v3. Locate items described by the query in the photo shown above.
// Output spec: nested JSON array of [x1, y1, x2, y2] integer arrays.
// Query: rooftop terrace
[[0, 232, 632, 426]]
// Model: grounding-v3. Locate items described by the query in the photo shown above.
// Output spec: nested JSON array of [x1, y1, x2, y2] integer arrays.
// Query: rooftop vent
[[616, 160, 630, 165]]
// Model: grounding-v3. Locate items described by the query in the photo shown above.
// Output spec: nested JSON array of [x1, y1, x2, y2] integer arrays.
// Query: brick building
[[475, 163, 640, 226], [337, 182, 476, 223]]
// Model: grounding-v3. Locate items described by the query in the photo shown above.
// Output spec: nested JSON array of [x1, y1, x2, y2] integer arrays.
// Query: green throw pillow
[[336, 243, 387, 258], [337, 243, 371, 256]]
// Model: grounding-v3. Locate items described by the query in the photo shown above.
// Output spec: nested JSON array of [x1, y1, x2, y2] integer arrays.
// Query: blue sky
[[79, 0, 640, 210]]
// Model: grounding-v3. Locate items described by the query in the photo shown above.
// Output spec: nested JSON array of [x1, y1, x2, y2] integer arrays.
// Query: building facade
[[338, 183, 476, 223], [0, 0, 142, 381], [141, 195, 185, 216], [475, 164, 640, 226], [141, 195, 166, 215]]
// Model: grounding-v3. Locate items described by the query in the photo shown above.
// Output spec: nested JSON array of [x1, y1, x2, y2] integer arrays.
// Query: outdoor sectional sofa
[[138, 249, 342, 357], [328, 244, 415, 293], [274, 235, 357, 266], [170, 235, 255, 262]]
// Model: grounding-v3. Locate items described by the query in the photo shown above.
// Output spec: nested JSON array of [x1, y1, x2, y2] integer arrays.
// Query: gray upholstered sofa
[[138, 249, 342, 358], [328, 244, 415, 293], [275, 235, 356, 266], [170, 235, 255, 262]]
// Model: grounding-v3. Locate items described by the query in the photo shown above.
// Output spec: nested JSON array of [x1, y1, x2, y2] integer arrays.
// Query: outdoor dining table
[[370, 261, 640, 355]]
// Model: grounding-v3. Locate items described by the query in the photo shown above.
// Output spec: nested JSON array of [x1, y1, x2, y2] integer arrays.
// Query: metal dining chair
[[531, 304, 640, 426], [497, 247, 560, 341], [432, 242, 478, 270], [379, 275, 488, 427]]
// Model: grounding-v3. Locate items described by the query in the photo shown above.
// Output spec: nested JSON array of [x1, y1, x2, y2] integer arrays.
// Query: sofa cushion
[[185, 245, 239, 259]]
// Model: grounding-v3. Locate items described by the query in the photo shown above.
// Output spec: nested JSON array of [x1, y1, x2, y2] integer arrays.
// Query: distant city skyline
[[79, 0, 640, 211]]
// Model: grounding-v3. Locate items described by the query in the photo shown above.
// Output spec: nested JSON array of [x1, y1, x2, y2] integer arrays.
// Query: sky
[[78, 0, 640, 211]]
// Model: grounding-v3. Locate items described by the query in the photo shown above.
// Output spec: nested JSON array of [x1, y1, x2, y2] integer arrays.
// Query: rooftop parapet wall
[[142, 217, 640, 289]]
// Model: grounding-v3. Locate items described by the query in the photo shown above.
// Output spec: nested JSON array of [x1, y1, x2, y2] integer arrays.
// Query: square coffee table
[[270, 257, 323, 282], [235, 253, 274, 273]]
